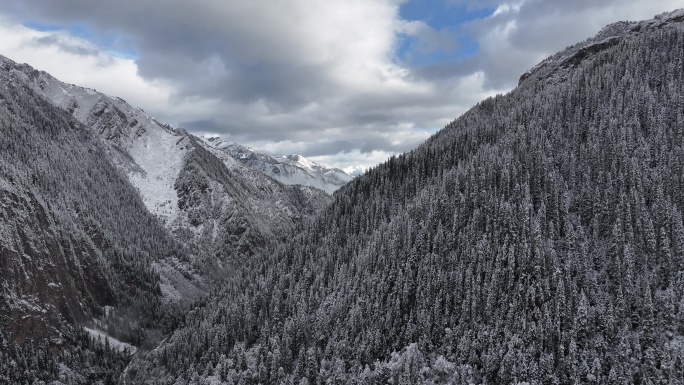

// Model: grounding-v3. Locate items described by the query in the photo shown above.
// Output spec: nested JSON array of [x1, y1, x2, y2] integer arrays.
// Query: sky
[[0, 1, 681, 173]]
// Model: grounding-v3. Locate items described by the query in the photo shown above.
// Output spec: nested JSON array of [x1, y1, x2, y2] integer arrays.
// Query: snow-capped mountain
[[0, 60, 181, 352], [201, 136, 354, 194], [0, 55, 331, 301], [1, 56, 192, 227]]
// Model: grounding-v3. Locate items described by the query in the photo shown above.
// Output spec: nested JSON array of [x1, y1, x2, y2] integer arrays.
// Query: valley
[[1, 7, 684, 385]]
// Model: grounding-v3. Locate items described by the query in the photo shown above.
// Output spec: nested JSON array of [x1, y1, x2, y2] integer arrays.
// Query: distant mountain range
[[201, 136, 354, 194]]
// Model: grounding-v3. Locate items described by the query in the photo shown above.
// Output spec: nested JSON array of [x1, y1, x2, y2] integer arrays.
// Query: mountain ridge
[[201, 136, 354, 194], [519, 8, 684, 86], [0, 65, 185, 355], [0, 54, 334, 300]]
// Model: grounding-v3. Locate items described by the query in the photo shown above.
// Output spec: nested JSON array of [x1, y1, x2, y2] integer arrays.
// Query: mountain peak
[[519, 8, 684, 86], [201, 137, 353, 194], [282, 154, 315, 171]]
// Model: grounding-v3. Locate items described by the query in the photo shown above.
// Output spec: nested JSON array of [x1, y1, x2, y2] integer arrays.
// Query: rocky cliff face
[[519, 8, 684, 86], [0, 183, 102, 343]]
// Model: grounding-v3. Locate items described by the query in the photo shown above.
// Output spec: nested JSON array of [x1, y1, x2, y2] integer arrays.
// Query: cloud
[[461, 0, 684, 89], [0, 0, 441, 166], [0, 1, 681, 169], [30, 35, 100, 57], [0, 16, 171, 116], [396, 19, 462, 63]]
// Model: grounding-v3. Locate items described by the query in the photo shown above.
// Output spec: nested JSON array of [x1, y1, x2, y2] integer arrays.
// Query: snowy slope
[[0, 67, 189, 350], [0, 54, 332, 301], [519, 8, 684, 86], [201, 136, 354, 194], [83, 327, 137, 355], [125, 129, 189, 226], [1, 56, 191, 225]]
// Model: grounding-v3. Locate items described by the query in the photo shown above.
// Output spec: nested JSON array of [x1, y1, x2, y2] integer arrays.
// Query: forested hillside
[[171, 135, 331, 284], [0, 53, 187, 382], [127, 10, 684, 384], [0, 54, 332, 300], [0, 52, 338, 384]]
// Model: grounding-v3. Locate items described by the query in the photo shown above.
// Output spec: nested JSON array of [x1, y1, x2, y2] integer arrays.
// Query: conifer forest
[[1, 8, 683, 385]]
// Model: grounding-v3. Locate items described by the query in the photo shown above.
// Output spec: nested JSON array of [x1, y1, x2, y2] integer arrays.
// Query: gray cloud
[[462, 0, 684, 90], [0, 0, 681, 168], [31, 35, 100, 57]]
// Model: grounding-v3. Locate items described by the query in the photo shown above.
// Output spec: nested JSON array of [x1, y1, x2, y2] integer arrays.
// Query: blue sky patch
[[23, 21, 138, 60], [397, 0, 495, 66]]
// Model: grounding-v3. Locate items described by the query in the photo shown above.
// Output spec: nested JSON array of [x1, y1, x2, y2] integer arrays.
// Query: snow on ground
[[200, 136, 354, 194], [671, 335, 684, 354], [127, 127, 189, 225], [18, 64, 191, 225], [83, 327, 137, 355]]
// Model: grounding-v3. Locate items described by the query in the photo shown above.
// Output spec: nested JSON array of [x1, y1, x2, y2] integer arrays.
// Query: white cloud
[[0, 16, 171, 115], [0, 1, 682, 170], [491, 2, 523, 17], [469, 0, 684, 89], [311, 150, 399, 174]]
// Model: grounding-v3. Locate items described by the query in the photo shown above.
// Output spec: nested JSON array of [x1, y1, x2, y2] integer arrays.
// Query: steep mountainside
[[202, 136, 353, 194], [519, 8, 684, 86], [172, 135, 331, 284], [1, 56, 331, 296], [0, 57, 188, 382], [0, 54, 331, 382], [128, 10, 684, 384]]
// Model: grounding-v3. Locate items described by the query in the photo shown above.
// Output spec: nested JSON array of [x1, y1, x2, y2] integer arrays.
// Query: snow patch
[[201, 136, 354, 194], [127, 130, 189, 224], [83, 327, 137, 355], [12, 62, 192, 225]]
